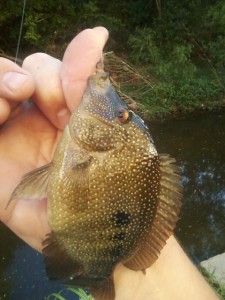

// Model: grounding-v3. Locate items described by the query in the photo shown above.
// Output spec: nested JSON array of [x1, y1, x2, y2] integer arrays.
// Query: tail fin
[[90, 277, 115, 300]]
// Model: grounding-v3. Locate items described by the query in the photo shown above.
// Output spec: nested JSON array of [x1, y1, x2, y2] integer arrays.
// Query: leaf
[[46, 292, 66, 300], [67, 287, 92, 300]]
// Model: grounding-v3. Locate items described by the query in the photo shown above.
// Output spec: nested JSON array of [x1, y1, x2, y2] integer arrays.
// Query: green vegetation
[[1, 0, 225, 116], [201, 268, 225, 300], [47, 287, 93, 300]]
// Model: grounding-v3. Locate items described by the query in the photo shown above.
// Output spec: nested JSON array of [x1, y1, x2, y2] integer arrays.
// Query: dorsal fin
[[123, 154, 183, 270]]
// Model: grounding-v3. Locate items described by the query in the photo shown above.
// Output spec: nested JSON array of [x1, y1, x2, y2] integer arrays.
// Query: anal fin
[[42, 232, 84, 280], [124, 154, 183, 271]]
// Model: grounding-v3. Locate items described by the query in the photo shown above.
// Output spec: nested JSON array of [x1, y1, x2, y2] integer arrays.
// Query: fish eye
[[116, 108, 129, 123]]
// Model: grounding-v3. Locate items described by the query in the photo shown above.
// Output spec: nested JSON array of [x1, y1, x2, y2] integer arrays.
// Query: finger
[[61, 26, 109, 112], [0, 58, 35, 101], [23, 53, 70, 129], [0, 98, 11, 125], [5, 198, 50, 253]]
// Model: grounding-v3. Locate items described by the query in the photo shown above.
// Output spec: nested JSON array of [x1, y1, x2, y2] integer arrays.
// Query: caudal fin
[[90, 277, 115, 300]]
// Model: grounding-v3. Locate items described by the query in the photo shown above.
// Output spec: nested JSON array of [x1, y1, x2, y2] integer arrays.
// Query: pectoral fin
[[124, 154, 183, 270], [7, 163, 51, 208]]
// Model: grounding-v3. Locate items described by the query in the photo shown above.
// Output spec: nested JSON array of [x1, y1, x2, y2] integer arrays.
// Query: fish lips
[[83, 73, 128, 122]]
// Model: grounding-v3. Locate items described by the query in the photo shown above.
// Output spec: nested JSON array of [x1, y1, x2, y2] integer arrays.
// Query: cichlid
[[9, 61, 182, 300]]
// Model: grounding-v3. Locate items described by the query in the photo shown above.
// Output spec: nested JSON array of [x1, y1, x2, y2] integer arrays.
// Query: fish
[[9, 60, 183, 300]]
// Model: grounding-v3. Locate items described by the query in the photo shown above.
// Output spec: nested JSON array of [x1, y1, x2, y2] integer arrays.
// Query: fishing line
[[15, 0, 27, 64]]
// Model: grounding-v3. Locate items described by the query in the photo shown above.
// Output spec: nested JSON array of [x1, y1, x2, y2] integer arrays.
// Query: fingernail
[[57, 108, 71, 129], [3, 72, 29, 92]]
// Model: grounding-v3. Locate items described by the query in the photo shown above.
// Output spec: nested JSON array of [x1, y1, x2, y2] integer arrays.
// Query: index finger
[[0, 58, 35, 102], [61, 27, 109, 112], [0, 58, 35, 124]]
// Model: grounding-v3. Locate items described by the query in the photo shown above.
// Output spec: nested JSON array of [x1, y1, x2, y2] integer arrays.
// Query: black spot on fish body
[[112, 211, 131, 227]]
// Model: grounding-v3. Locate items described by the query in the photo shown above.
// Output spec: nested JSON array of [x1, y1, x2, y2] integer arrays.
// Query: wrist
[[114, 236, 219, 300]]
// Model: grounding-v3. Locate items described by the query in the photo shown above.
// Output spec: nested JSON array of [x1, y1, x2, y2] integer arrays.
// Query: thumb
[[61, 27, 109, 113], [22, 54, 70, 130]]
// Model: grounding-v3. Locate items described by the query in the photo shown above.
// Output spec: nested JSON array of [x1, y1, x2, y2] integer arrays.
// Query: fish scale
[[9, 62, 182, 300], [49, 137, 158, 277]]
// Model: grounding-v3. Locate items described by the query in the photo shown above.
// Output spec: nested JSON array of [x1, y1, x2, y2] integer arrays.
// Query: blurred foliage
[[47, 287, 92, 300], [1, 0, 225, 115], [200, 268, 225, 300]]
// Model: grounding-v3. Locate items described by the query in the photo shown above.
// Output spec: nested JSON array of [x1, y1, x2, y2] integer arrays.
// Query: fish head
[[69, 67, 157, 156]]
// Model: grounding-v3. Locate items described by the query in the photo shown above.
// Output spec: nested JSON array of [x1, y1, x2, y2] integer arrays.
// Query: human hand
[[0, 27, 108, 252], [0, 27, 219, 300]]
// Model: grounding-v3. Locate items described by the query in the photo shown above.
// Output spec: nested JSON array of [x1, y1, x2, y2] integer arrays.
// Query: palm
[[0, 102, 59, 250], [0, 26, 108, 252]]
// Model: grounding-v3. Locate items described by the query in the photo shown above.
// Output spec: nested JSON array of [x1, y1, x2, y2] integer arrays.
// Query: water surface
[[149, 109, 225, 263]]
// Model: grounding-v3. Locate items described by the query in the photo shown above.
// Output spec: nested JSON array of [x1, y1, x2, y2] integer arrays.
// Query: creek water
[[0, 109, 224, 299], [149, 109, 225, 264]]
